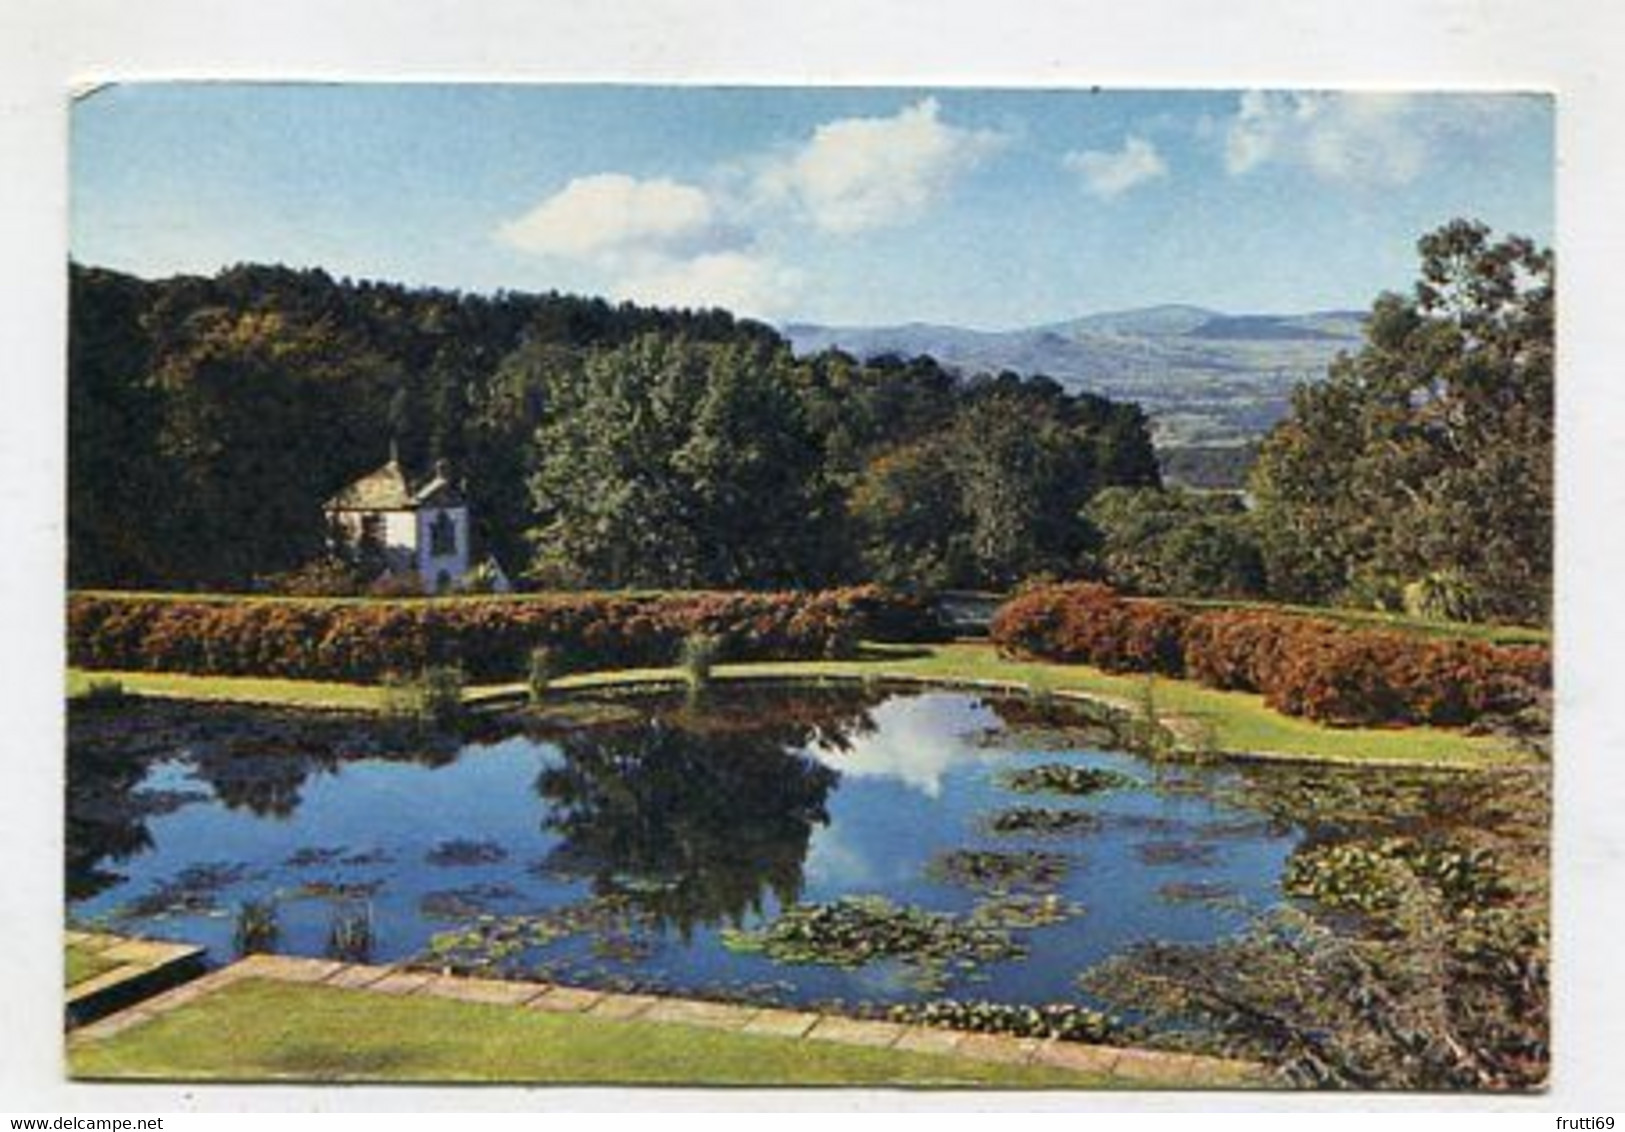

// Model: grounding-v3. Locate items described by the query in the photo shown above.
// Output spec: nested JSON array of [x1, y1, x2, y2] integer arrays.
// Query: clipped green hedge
[[991, 583, 1549, 728], [67, 586, 944, 683]]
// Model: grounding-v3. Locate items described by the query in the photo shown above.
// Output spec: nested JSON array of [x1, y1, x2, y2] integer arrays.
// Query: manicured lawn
[[65, 943, 120, 988], [66, 669, 388, 712], [70, 639, 1529, 768], [67, 978, 1124, 1087]]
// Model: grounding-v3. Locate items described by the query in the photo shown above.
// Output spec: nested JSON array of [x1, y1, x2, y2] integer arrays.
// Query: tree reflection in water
[[532, 688, 879, 939], [66, 700, 461, 899]]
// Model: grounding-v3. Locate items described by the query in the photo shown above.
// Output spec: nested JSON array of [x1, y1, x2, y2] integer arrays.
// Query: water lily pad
[[998, 764, 1136, 796]]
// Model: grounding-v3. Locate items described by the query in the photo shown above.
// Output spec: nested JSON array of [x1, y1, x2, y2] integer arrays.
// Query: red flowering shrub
[[67, 586, 941, 683], [993, 584, 1550, 728], [1183, 610, 1344, 693], [990, 584, 1187, 676]]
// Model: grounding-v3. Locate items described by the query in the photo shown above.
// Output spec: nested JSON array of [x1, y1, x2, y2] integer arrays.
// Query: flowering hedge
[[987, 583, 1189, 677], [991, 583, 1549, 728], [67, 587, 944, 683]]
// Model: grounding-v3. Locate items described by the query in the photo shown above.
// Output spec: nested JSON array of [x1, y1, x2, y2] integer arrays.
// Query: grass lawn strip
[[65, 943, 120, 989], [68, 976, 1157, 1087], [67, 669, 387, 712]]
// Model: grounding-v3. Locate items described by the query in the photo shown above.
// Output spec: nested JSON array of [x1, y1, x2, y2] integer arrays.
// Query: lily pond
[[63, 686, 1385, 1013]]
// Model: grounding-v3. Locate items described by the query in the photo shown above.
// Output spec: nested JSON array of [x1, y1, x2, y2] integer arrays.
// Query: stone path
[[66, 931, 206, 1028], [68, 953, 1268, 1089]]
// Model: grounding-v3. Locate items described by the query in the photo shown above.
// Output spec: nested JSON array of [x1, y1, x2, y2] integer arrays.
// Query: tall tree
[[1085, 486, 1266, 599], [526, 335, 835, 589], [1250, 220, 1553, 622]]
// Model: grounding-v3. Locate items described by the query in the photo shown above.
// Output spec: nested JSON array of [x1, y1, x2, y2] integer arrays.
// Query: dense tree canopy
[[67, 263, 1160, 593], [1085, 486, 1266, 599], [524, 336, 839, 588], [1249, 221, 1553, 624], [71, 220, 1548, 617]]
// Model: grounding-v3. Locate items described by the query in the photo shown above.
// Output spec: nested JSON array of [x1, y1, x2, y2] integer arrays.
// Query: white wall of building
[[330, 505, 473, 593], [415, 506, 470, 593]]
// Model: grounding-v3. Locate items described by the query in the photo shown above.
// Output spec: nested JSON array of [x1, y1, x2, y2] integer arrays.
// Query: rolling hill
[[782, 306, 1366, 448]]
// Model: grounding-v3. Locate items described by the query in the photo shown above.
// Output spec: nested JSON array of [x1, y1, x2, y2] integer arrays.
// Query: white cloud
[[497, 98, 1017, 318], [613, 251, 803, 320], [499, 173, 797, 316], [498, 173, 743, 262], [1064, 136, 1168, 198], [1221, 91, 1527, 186], [759, 98, 1006, 233]]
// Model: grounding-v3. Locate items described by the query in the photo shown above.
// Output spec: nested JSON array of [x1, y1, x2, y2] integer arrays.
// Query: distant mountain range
[[782, 305, 1367, 448]]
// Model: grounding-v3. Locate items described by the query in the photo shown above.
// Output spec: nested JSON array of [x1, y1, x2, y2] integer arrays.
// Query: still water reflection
[[67, 687, 1300, 1008]]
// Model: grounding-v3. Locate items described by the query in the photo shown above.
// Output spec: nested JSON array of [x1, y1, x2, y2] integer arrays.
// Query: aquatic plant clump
[[421, 895, 661, 972], [968, 893, 1083, 930], [720, 896, 1024, 977], [984, 807, 1103, 837], [284, 846, 394, 869], [325, 902, 375, 963], [425, 838, 509, 867], [290, 878, 384, 901], [1134, 840, 1221, 867], [1156, 881, 1241, 906], [886, 999, 1118, 1044], [1284, 838, 1509, 916], [232, 897, 279, 956], [926, 848, 1071, 894], [418, 884, 524, 921], [118, 861, 255, 918], [998, 763, 1136, 797]]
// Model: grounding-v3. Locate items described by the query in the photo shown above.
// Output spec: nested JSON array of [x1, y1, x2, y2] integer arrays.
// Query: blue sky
[[71, 84, 1553, 328]]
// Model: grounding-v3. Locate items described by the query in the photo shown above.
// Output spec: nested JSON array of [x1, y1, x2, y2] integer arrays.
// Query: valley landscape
[[785, 304, 1367, 448]]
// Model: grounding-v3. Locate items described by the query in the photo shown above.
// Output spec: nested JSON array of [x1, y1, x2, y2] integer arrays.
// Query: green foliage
[[847, 437, 973, 589], [526, 335, 840, 589], [720, 895, 1024, 992], [68, 263, 776, 589], [680, 632, 723, 691], [1283, 838, 1509, 916], [382, 666, 465, 729], [255, 558, 367, 597], [984, 807, 1103, 836], [457, 559, 509, 595], [324, 903, 375, 964], [526, 645, 557, 704], [997, 763, 1136, 796], [232, 898, 280, 957], [75, 677, 128, 708], [1250, 221, 1553, 624], [70, 265, 1162, 595], [1403, 570, 1482, 623], [849, 380, 1161, 591], [1085, 486, 1266, 599], [925, 848, 1072, 894]]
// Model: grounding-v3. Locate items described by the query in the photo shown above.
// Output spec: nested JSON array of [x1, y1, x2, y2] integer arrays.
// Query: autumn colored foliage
[[67, 587, 942, 683], [991, 583, 1548, 727]]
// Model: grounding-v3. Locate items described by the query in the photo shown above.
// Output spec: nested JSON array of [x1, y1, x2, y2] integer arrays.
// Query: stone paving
[[68, 953, 1269, 1088], [65, 931, 207, 1027]]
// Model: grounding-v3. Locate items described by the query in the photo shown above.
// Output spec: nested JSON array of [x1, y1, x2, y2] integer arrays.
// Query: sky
[[71, 84, 1554, 329]]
